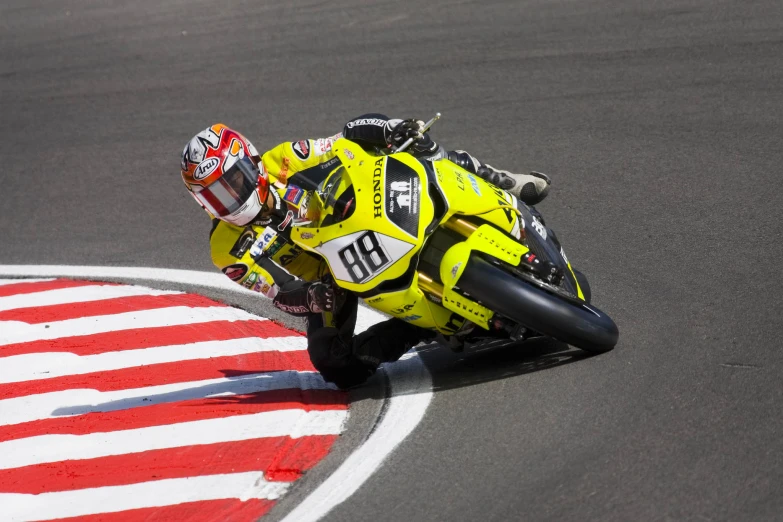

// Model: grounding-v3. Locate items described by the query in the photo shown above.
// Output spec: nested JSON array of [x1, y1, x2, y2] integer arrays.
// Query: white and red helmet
[[181, 124, 270, 226]]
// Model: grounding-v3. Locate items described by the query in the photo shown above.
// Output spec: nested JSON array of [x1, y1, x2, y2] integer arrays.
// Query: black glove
[[306, 281, 335, 313], [386, 119, 439, 155]]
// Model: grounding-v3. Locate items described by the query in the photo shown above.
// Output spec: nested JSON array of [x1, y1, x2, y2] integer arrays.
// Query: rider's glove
[[306, 281, 335, 313], [386, 119, 439, 155]]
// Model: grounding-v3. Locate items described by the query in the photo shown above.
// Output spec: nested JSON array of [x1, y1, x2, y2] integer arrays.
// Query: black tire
[[458, 257, 618, 353]]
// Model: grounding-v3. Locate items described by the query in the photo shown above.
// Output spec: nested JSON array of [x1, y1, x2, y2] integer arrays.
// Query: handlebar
[[391, 112, 442, 153]]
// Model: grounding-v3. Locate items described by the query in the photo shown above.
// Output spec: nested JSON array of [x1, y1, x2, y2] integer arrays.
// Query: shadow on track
[[51, 339, 589, 417], [349, 337, 593, 402], [413, 337, 589, 394]]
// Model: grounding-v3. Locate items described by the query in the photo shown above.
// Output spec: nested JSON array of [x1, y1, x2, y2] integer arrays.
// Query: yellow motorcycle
[[290, 115, 619, 353]]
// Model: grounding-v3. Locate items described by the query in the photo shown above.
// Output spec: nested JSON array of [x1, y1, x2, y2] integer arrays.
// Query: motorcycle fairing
[[291, 139, 434, 293]]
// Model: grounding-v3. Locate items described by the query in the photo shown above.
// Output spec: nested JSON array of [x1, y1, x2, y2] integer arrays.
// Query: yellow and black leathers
[[208, 114, 505, 388], [209, 115, 437, 388], [209, 135, 341, 313]]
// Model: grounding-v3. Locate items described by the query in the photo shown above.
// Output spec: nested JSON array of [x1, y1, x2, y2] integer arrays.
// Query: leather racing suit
[[210, 114, 503, 388]]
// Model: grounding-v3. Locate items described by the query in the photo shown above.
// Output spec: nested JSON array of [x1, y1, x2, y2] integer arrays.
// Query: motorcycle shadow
[[413, 337, 591, 393]]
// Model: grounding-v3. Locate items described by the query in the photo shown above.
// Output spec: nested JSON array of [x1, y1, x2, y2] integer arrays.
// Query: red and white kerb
[[0, 278, 348, 521]]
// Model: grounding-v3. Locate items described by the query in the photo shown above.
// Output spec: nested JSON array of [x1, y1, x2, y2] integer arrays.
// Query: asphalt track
[[2, 0, 782, 520]]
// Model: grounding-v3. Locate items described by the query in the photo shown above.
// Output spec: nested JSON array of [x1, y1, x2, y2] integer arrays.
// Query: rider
[[180, 115, 551, 388]]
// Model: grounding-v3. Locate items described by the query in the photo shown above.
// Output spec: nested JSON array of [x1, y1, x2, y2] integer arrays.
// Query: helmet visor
[[192, 156, 260, 218]]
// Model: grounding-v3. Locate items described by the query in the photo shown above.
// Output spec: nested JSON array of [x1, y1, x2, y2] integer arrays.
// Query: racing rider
[[180, 115, 552, 388]]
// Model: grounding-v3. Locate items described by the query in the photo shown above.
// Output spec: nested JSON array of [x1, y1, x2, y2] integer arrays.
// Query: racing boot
[[477, 165, 551, 205], [447, 150, 551, 205]]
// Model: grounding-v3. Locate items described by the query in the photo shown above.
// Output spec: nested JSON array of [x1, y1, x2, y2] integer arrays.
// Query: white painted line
[[280, 350, 433, 522], [0, 278, 54, 286], [0, 370, 335, 427], [1, 471, 289, 522], [0, 336, 307, 384], [0, 265, 385, 333], [0, 409, 348, 470], [0, 265, 434, 521], [0, 305, 264, 346], [0, 283, 181, 312]]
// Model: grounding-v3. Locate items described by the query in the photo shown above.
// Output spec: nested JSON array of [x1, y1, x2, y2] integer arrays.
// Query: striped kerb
[[0, 279, 348, 522]]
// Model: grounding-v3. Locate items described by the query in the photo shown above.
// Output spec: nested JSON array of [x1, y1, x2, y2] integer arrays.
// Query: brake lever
[[392, 112, 442, 153]]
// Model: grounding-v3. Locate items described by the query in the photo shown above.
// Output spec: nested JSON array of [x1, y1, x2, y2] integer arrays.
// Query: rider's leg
[[447, 150, 551, 205], [306, 294, 435, 389]]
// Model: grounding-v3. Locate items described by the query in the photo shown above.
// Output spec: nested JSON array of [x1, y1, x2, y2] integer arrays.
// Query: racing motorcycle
[[289, 114, 619, 352]]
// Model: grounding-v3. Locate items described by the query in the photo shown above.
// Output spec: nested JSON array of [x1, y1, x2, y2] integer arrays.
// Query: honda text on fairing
[[286, 115, 619, 352]]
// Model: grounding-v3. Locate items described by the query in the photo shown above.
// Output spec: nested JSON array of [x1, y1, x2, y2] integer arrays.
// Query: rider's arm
[[261, 134, 341, 181], [209, 219, 293, 298], [342, 113, 397, 149], [343, 113, 439, 156], [209, 219, 331, 316]]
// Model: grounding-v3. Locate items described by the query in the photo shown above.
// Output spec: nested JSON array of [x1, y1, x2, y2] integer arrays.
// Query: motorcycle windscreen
[[307, 167, 355, 226]]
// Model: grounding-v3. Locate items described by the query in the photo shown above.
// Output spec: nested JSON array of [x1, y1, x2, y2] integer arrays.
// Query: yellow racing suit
[[209, 134, 341, 310], [208, 114, 459, 388]]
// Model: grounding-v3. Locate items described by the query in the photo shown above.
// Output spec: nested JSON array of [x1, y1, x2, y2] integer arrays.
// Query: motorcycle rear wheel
[[458, 256, 619, 353]]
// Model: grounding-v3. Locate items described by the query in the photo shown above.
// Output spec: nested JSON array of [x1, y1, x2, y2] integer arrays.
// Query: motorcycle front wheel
[[458, 256, 619, 353]]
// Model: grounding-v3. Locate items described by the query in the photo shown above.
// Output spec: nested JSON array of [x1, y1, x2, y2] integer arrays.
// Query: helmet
[[181, 124, 269, 226]]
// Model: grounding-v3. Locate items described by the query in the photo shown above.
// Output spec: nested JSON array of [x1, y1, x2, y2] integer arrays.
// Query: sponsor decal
[[345, 118, 386, 128], [256, 281, 272, 295], [343, 148, 355, 160], [193, 157, 220, 180], [318, 156, 340, 171], [292, 140, 311, 160], [531, 218, 547, 239], [373, 158, 384, 218], [222, 263, 248, 281], [454, 170, 466, 191], [384, 157, 420, 237], [391, 303, 415, 314], [296, 191, 312, 220], [283, 186, 304, 205], [243, 272, 258, 289], [250, 275, 272, 295], [450, 262, 462, 279], [250, 227, 278, 258], [400, 314, 422, 322], [276, 302, 310, 314], [278, 210, 295, 231], [467, 174, 482, 196], [253, 215, 273, 226], [229, 227, 257, 258], [367, 296, 384, 304], [264, 237, 285, 258], [271, 188, 283, 211], [301, 232, 315, 240], [313, 134, 340, 156], [388, 179, 418, 215], [278, 245, 302, 267]]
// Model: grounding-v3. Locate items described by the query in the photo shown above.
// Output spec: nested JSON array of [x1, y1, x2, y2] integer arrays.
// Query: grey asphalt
[[2, 0, 782, 520]]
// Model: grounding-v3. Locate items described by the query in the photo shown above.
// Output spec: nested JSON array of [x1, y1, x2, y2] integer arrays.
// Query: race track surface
[[2, 0, 782, 520]]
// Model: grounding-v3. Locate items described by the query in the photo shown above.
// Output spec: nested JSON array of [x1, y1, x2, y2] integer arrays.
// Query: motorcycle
[[289, 114, 619, 353]]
